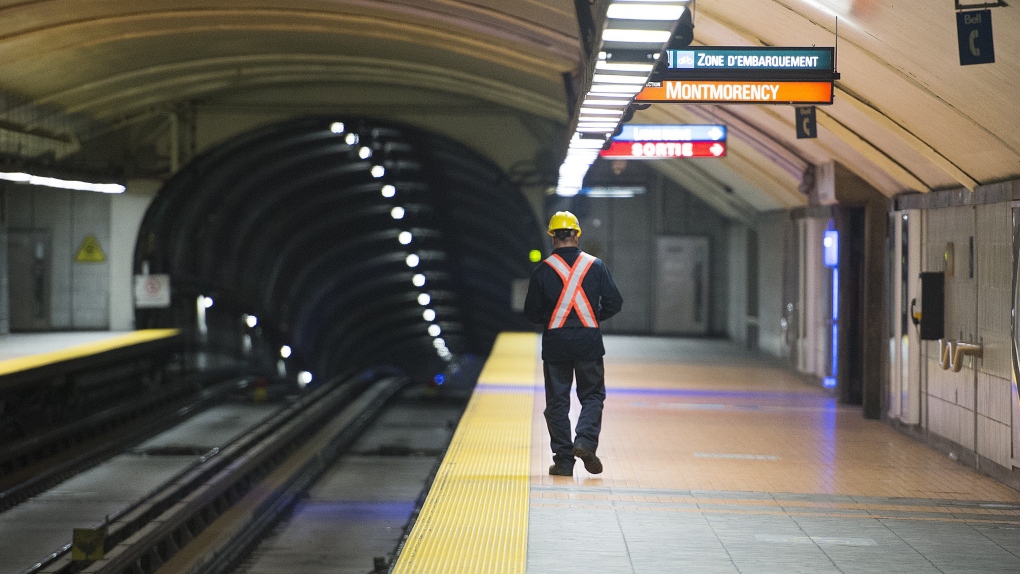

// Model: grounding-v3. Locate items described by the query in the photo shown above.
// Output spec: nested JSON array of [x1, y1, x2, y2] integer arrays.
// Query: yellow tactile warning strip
[[0, 329, 180, 377], [392, 332, 538, 574]]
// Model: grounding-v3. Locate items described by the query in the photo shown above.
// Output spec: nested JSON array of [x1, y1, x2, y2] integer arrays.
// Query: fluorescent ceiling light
[[601, 29, 672, 43], [592, 73, 649, 85], [607, 4, 686, 20], [570, 136, 609, 148], [580, 108, 625, 116], [330, 122, 345, 133], [596, 61, 655, 72], [583, 186, 647, 198], [0, 171, 125, 193], [589, 84, 645, 94], [583, 97, 633, 107]]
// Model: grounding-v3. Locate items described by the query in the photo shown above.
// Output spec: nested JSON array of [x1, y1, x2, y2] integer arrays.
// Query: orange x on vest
[[545, 252, 599, 329]]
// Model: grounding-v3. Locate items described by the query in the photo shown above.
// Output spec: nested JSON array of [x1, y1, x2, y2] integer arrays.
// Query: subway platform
[[0, 330, 177, 375], [392, 333, 1020, 573]]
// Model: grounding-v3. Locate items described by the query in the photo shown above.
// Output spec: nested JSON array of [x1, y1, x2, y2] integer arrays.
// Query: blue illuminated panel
[[823, 229, 839, 268]]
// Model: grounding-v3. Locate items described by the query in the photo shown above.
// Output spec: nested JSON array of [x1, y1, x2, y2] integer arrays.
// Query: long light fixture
[[555, 0, 690, 197], [0, 171, 125, 194]]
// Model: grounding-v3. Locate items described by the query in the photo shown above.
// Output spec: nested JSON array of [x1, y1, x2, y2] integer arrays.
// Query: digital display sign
[[666, 47, 834, 72], [600, 141, 727, 159], [636, 80, 833, 105], [616, 124, 726, 142]]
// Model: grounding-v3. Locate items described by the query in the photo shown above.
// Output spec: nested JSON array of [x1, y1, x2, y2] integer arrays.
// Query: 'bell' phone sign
[[957, 10, 994, 66]]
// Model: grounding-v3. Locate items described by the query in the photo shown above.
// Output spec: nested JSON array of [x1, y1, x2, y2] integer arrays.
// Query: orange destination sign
[[637, 80, 833, 105]]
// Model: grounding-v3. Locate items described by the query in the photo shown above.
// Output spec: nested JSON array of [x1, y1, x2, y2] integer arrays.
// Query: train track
[[22, 374, 410, 574]]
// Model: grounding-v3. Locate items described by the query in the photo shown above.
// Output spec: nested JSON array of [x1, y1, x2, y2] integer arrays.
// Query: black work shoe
[[572, 445, 603, 474], [549, 464, 573, 476]]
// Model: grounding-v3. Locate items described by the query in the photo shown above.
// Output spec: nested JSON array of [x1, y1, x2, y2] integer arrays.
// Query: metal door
[[8, 231, 51, 331], [653, 236, 709, 334]]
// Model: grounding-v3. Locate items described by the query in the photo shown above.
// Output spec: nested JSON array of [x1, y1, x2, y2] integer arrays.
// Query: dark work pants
[[543, 357, 606, 469]]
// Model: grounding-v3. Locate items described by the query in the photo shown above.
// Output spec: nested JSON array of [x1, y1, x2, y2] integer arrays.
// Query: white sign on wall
[[134, 274, 171, 308]]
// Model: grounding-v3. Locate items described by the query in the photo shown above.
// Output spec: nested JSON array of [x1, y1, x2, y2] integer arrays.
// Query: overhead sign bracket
[[955, 0, 1008, 9]]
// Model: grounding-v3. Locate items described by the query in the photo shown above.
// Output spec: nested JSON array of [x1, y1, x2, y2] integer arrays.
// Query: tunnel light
[[423, 309, 436, 321], [391, 206, 405, 220], [330, 122, 345, 133], [412, 273, 426, 287], [297, 371, 313, 387], [244, 314, 258, 328], [406, 253, 420, 267], [359, 146, 373, 159], [433, 338, 446, 349], [381, 185, 396, 198], [345, 133, 359, 145], [398, 231, 413, 245], [418, 293, 431, 306], [371, 165, 386, 178], [428, 324, 442, 337], [280, 345, 292, 358], [607, 3, 686, 20], [0, 171, 126, 194], [601, 29, 672, 43], [200, 296, 214, 308]]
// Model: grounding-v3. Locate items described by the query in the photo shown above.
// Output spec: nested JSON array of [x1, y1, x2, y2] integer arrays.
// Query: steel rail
[[26, 374, 404, 574]]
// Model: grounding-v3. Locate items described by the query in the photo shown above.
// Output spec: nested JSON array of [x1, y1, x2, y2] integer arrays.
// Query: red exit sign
[[600, 140, 727, 159]]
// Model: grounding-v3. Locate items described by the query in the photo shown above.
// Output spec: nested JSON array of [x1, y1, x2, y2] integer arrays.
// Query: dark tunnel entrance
[[133, 117, 544, 384]]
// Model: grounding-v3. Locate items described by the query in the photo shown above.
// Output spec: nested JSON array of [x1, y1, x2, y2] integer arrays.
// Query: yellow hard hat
[[547, 211, 582, 236]]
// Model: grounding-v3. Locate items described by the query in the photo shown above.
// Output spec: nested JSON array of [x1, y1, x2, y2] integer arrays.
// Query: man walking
[[524, 211, 623, 476]]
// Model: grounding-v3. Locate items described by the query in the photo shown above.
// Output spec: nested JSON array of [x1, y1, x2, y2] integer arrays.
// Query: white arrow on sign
[[708, 127, 724, 140], [710, 143, 725, 157]]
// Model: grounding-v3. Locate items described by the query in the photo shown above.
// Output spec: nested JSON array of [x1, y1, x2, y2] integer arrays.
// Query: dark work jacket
[[523, 247, 623, 361]]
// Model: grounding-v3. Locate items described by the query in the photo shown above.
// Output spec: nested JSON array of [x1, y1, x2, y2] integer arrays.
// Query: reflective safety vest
[[544, 252, 599, 329]]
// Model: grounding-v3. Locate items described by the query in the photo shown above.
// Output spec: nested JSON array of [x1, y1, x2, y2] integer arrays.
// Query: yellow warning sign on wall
[[76, 235, 106, 263]]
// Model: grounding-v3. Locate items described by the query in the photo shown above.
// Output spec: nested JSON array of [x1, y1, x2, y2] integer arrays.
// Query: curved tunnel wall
[[134, 117, 543, 382]]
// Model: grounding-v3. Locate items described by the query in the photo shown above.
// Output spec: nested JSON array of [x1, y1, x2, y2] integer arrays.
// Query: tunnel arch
[[135, 116, 544, 383]]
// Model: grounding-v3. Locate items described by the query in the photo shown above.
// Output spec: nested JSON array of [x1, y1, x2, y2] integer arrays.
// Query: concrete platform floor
[[527, 336, 1020, 573]]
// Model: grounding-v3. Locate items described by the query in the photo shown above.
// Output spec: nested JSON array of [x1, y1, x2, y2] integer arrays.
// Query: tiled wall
[[922, 201, 1014, 469], [3, 186, 111, 330], [727, 224, 748, 343], [757, 211, 792, 358]]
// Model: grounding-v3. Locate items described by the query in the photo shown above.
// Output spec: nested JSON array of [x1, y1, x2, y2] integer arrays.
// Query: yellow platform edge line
[[0, 329, 180, 377], [477, 331, 539, 386], [393, 332, 538, 574]]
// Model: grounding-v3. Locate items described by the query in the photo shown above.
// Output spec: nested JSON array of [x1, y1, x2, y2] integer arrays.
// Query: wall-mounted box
[[919, 271, 944, 340]]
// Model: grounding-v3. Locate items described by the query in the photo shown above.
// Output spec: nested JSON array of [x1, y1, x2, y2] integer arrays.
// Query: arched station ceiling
[[0, 0, 1017, 211]]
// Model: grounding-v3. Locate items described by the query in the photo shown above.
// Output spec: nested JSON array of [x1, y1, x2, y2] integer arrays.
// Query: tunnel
[[132, 117, 543, 383]]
